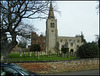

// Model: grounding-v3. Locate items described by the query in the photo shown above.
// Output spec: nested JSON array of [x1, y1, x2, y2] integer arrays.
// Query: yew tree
[[77, 42, 99, 59]]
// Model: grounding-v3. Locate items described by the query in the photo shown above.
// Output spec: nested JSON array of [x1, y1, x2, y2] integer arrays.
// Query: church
[[31, 2, 83, 54]]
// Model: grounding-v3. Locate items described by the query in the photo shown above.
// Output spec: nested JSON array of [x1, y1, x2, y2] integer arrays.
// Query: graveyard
[[4, 52, 76, 62]]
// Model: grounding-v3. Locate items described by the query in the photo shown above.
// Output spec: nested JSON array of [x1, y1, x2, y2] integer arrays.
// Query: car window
[[2, 66, 21, 76], [4, 67, 17, 73]]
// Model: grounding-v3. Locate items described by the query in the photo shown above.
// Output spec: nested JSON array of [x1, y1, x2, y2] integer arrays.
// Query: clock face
[[51, 30, 54, 33]]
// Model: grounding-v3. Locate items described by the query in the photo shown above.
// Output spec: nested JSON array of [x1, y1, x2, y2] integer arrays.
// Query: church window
[[71, 43, 73, 47], [77, 40, 80, 43], [62, 45, 64, 48], [60, 39, 63, 42], [69, 39, 71, 42], [65, 42, 68, 46], [65, 39, 67, 42], [50, 23, 54, 28]]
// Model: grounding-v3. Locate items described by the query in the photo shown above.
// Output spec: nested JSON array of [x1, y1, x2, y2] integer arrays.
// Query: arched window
[[50, 23, 54, 28], [60, 39, 63, 42], [62, 45, 64, 48], [69, 39, 71, 42], [71, 43, 73, 47], [65, 39, 67, 42], [65, 42, 68, 46], [77, 39, 80, 43]]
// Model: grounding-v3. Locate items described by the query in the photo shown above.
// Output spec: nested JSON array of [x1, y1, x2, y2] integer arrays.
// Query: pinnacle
[[48, 2, 55, 19]]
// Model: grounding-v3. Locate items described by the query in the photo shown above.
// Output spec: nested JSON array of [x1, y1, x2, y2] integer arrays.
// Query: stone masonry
[[16, 58, 99, 74]]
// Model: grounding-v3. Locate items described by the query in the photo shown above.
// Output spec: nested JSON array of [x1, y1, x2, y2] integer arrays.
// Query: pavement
[[40, 69, 99, 75]]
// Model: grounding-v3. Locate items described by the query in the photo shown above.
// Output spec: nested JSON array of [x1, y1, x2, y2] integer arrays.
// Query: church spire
[[48, 2, 55, 19]]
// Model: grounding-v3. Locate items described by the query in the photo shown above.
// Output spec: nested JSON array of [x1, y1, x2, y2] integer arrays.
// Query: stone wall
[[16, 58, 99, 74]]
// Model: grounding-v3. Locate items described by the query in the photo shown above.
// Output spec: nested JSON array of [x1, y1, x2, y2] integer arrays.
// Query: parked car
[[1, 63, 39, 76]]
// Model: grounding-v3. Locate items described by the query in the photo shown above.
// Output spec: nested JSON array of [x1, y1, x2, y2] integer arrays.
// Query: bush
[[77, 42, 99, 59], [30, 44, 41, 52], [61, 47, 69, 58], [61, 48, 69, 54]]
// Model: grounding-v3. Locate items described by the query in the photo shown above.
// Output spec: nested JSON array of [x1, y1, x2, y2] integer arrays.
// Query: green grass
[[4, 53, 76, 61]]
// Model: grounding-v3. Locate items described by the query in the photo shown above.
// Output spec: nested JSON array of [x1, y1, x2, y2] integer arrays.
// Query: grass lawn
[[4, 53, 76, 61]]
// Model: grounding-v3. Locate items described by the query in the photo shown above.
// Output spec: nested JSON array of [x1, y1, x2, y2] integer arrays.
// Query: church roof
[[48, 2, 55, 19]]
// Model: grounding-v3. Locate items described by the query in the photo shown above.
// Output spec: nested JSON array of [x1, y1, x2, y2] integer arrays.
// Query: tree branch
[[23, 16, 47, 19]]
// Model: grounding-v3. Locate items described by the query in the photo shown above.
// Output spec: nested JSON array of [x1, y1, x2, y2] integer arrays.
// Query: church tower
[[45, 2, 58, 54]]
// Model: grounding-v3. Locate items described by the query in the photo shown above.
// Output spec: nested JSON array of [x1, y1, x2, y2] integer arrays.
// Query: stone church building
[[31, 2, 83, 54]]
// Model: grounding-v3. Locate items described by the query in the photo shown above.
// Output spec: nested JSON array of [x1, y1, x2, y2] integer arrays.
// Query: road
[[41, 69, 99, 75]]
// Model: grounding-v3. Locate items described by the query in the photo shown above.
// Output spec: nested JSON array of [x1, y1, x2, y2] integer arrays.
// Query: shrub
[[77, 42, 99, 59], [30, 44, 41, 52], [61, 48, 69, 54], [61, 47, 69, 58]]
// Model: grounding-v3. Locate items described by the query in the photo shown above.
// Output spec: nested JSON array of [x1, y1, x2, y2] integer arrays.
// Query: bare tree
[[16, 22, 37, 41], [1, 0, 52, 58]]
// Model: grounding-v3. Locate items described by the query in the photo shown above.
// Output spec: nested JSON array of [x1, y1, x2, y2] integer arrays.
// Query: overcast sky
[[24, 1, 99, 43]]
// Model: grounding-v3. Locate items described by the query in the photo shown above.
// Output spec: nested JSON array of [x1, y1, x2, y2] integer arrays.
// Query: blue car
[[1, 63, 39, 76]]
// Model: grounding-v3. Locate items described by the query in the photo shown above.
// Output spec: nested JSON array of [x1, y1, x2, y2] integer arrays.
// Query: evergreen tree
[[81, 32, 86, 43], [77, 42, 99, 59]]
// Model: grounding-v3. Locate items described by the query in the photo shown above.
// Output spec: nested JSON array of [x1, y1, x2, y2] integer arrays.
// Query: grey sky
[[24, 1, 99, 42]]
